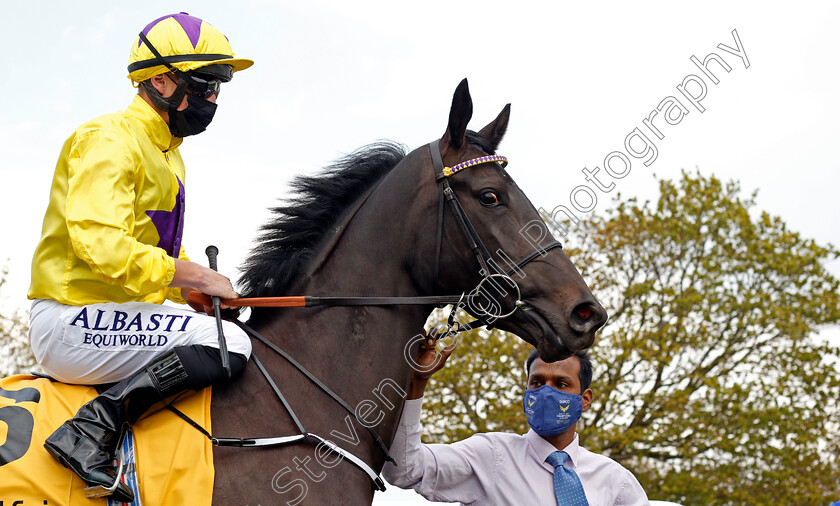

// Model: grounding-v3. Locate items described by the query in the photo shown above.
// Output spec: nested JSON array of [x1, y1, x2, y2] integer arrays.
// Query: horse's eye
[[479, 191, 501, 207]]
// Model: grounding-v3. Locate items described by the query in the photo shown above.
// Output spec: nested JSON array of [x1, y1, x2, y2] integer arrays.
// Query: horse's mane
[[238, 141, 408, 298]]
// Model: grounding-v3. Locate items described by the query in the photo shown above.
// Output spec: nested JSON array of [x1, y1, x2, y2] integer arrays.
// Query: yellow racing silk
[[29, 95, 190, 306], [0, 375, 214, 505]]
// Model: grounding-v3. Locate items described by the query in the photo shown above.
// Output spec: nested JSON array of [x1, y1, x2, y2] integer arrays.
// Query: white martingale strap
[[209, 432, 385, 491], [212, 434, 307, 447], [173, 343, 389, 493], [307, 433, 386, 491]]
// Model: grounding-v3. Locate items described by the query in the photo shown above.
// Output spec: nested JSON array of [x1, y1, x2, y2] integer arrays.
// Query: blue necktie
[[546, 450, 589, 506]]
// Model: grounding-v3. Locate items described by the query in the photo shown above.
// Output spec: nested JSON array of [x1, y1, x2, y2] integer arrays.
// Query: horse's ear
[[477, 103, 510, 152], [442, 78, 473, 150]]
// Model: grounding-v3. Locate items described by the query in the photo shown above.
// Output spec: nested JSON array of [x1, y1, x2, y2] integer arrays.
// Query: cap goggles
[[185, 73, 222, 98]]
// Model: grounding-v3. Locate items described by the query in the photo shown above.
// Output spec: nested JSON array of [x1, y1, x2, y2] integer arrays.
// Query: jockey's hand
[[171, 260, 238, 313]]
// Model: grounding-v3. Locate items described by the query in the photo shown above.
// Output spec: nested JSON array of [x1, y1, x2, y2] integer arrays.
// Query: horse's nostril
[[569, 302, 604, 334], [575, 305, 592, 322]]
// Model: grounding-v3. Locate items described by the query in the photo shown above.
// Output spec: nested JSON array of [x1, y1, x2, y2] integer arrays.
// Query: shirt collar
[[526, 430, 581, 470], [125, 95, 183, 152]]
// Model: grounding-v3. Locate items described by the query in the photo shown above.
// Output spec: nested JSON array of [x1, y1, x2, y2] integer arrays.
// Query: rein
[[180, 140, 565, 492], [187, 293, 470, 308]]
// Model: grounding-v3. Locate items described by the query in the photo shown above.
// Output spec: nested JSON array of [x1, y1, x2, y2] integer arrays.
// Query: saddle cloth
[[0, 375, 214, 505]]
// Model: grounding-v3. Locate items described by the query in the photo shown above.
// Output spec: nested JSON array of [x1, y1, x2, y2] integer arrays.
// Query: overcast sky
[[1, 2, 838, 503]]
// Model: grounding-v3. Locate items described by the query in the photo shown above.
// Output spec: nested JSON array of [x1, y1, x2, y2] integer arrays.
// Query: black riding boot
[[44, 351, 190, 503]]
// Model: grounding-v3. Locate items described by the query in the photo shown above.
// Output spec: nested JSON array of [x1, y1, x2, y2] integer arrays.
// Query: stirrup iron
[[84, 430, 129, 499]]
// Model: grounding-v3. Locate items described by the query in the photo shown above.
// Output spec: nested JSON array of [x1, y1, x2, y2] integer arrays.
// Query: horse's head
[[407, 79, 607, 362]]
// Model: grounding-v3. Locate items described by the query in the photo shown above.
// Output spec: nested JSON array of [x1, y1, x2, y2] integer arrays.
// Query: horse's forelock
[[465, 130, 496, 155]]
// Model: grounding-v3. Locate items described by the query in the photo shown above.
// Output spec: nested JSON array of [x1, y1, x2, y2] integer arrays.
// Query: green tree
[[423, 172, 840, 505], [0, 264, 36, 377]]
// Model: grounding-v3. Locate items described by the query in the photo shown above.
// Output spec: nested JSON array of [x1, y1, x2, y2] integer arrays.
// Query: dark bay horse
[[208, 79, 607, 504]]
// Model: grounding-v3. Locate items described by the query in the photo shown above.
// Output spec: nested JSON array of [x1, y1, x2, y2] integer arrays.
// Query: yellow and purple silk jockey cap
[[127, 12, 253, 83]]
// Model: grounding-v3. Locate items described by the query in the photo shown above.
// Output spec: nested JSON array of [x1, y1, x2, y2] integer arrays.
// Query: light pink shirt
[[382, 398, 650, 506]]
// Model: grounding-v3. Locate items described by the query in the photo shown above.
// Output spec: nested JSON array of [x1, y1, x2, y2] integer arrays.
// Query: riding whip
[[205, 245, 231, 379]]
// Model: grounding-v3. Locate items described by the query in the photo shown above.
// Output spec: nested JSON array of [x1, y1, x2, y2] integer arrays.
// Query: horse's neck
[[275, 182, 430, 420], [254, 195, 432, 394], [211, 161, 435, 504], [212, 262, 429, 503]]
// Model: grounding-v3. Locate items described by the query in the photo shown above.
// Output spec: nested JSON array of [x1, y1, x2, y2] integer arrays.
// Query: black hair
[[525, 348, 593, 392]]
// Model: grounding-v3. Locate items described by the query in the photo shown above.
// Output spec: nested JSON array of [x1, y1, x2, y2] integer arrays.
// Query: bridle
[[428, 139, 563, 331], [175, 139, 566, 491], [195, 140, 565, 330]]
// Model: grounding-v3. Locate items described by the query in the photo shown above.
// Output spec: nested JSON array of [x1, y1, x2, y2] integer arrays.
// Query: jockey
[[27, 13, 253, 502]]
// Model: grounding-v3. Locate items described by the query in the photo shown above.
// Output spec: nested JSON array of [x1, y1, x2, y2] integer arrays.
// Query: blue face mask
[[523, 384, 583, 437]]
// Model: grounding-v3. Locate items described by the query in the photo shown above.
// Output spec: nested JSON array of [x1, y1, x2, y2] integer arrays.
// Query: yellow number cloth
[[0, 375, 213, 505]]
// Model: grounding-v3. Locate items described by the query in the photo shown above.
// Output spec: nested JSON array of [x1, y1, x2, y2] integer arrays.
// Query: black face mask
[[168, 93, 218, 138]]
